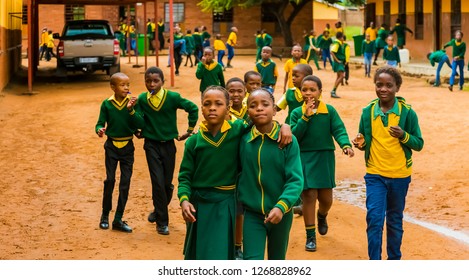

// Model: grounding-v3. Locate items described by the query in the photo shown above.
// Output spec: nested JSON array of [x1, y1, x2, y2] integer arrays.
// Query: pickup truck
[[53, 20, 120, 76]]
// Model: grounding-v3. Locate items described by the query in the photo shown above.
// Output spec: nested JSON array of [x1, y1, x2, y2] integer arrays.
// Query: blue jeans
[[449, 59, 465, 87], [217, 50, 225, 67], [321, 48, 332, 68], [386, 60, 398, 67], [364, 174, 411, 260], [226, 43, 234, 60], [435, 55, 451, 85], [364, 52, 373, 75]]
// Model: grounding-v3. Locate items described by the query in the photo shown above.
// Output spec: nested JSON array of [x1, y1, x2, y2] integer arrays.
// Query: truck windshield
[[64, 24, 111, 37]]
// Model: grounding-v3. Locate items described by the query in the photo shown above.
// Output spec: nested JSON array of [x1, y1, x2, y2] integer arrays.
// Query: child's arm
[[177, 96, 199, 141], [352, 112, 366, 151], [218, 65, 225, 87], [95, 102, 107, 137], [127, 96, 145, 130], [273, 64, 278, 86], [277, 123, 292, 149], [290, 104, 309, 142], [361, 40, 365, 56], [178, 138, 197, 222], [330, 106, 354, 157], [275, 92, 288, 112], [195, 61, 205, 80], [283, 71, 289, 93], [390, 109, 424, 152]]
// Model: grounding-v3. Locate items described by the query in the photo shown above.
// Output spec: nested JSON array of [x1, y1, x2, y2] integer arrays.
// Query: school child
[[134, 67, 199, 236], [276, 64, 313, 123], [214, 34, 227, 69], [343, 37, 351, 85], [262, 29, 283, 61], [303, 29, 321, 71], [362, 33, 376, 77], [427, 49, 452, 87], [383, 35, 401, 68], [317, 30, 333, 69], [389, 18, 413, 49], [444, 30, 466, 91], [243, 70, 262, 104], [201, 26, 211, 48], [330, 32, 346, 98], [46, 30, 56, 61], [184, 29, 195, 67], [290, 75, 354, 252], [237, 89, 303, 260], [226, 27, 238, 68], [352, 66, 424, 260], [283, 44, 308, 93], [255, 30, 265, 62], [196, 47, 225, 94], [178, 86, 293, 260], [255, 46, 278, 94], [226, 77, 249, 122], [193, 27, 203, 61], [95, 73, 144, 233], [40, 27, 48, 60], [373, 24, 388, 65]]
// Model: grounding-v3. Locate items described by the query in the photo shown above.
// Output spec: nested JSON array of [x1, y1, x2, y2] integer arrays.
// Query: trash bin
[[353, 34, 364, 56], [137, 34, 149, 56]]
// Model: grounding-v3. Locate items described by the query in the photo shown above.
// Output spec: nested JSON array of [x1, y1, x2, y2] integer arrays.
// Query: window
[[65, 5, 85, 22], [213, 8, 233, 33], [365, 3, 376, 29], [22, 5, 28, 24], [261, 3, 281, 34], [414, 0, 424, 40], [383, 1, 390, 29], [451, 0, 461, 36], [164, 2, 184, 31], [398, 0, 406, 24]]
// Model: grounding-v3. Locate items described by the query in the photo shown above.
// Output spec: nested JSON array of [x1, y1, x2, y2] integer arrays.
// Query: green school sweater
[[263, 33, 273, 46], [444, 39, 466, 59], [358, 97, 424, 168], [317, 35, 333, 50], [256, 35, 264, 48], [95, 96, 144, 139], [362, 39, 376, 54], [202, 31, 211, 41], [135, 89, 199, 141], [375, 28, 388, 49], [331, 40, 346, 61], [290, 102, 351, 151], [237, 122, 303, 215], [195, 61, 225, 92], [428, 50, 447, 66], [255, 59, 277, 86], [193, 32, 203, 47], [283, 88, 304, 124], [184, 34, 195, 53], [178, 120, 248, 203], [383, 46, 401, 62]]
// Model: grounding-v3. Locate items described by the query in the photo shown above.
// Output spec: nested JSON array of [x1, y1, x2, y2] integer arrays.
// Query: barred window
[[65, 5, 85, 22], [414, 0, 424, 40]]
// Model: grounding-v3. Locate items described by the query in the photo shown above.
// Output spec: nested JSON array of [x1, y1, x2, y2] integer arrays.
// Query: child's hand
[[343, 147, 355, 158], [177, 131, 192, 141], [181, 201, 196, 223], [278, 124, 292, 149], [389, 126, 405, 139], [352, 133, 365, 150], [304, 98, 316, 117], [264, 208, 284, 224], [127, 96, 137, 110], [201, 56, 206, 64], [134, 130, 143, 138], [97, 127, 106, 137]]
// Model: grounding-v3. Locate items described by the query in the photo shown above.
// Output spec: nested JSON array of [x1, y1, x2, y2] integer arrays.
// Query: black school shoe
[[112, 220, 132, 233], [148, 211, 157, 223], [99, 215, 109, 230], [317, 212, 329, 236], [157, 225, 170, 235], [305, 235, 317, 252]]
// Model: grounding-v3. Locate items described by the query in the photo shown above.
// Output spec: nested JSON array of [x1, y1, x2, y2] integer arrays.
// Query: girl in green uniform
[[290, 75, 354, 252], [238, 89, 303, 260]]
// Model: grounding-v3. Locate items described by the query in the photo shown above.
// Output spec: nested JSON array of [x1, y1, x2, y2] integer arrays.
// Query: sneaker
[[317, 211, 328, 235], [432, 83, 440, 87], [157, 225, 170, 235], [234, 247, 243, 260], [449, 85, 453, 92], [345, 80, 349, 85], [226, 65, 233, 68], [148, 211, 157, 223], [305, 235, 317, 252], [373, 61, 378, 66], [460, 86, 463, 91], [331, 91, 341, 98]]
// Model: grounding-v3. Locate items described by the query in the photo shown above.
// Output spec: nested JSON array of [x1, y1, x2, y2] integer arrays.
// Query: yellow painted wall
[[313, 2, 338, 20], [423, 0, 433, 13], [408, 1, 415, 13], [391, 0, 398, 15], [463, 0, 469, 13], [442, 0, 450, 13], [1, 0, 22, 30], [376, 0, 384, 16]]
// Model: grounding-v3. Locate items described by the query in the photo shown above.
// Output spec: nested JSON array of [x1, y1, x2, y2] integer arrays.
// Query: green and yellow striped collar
[[248, 121, 280, 142]]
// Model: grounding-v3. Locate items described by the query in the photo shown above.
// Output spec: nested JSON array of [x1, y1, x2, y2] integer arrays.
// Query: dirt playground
[[0, 55, 468, 260]]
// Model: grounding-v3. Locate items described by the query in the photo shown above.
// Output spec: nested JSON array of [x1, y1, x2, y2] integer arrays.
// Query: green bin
[[137, 34, 150, 56], [353, 34, 364, 56]]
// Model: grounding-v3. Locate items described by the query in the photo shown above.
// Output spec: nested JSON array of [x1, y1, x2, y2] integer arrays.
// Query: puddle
[[335, 180, 469, 246]]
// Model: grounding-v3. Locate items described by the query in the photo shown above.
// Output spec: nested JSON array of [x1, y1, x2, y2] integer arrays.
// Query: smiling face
[[247, 90, 275, 128], [201, 89, 229, 127], [375, 72, 399, 103], [245, 74, 261, 93], [291, 45, 303, 59], [301, 80, 322, 105], [227, 81, 246, 108], [261, 47, 272, 61], [110, 74, 130, 100], [145, 72, 164, 94]]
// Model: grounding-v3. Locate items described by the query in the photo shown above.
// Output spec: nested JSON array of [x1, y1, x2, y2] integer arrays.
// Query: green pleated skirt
[[301, 150, 336, 189]]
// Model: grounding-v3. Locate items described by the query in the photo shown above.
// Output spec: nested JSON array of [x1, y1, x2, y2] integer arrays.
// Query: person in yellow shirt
[[146, 18, 156, 54], [40, 27, 48, 60], [46, 30, 56, 61], [214, 34, 227, 69], [365, 22, 378, 42], [283, 44, 308, 93], [226, 27, 238, 68]]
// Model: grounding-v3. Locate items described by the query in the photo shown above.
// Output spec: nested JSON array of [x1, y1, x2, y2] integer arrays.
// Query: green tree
[[198, 0, 365, 46]]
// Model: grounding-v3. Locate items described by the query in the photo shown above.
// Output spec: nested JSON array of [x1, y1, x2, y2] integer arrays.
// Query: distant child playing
[[427, 49, 452, 87], [290, 75, 354, 252], [238, 89, 303, 260], [444, 30, 466, 91], [362, 33, 376, 77], [135, 67, 199, 236], [330, 31, 346, 98], [303, 29, 321, 71], [243, 70, 262, 103], [214, 34, 227, 69], [196, 47, 225, 94], [276, 64, 313, 123], [383, 35, 401, 68], [283, 44, 308, 93], [317, 30, 333, 69], [95, 72, 144, 233], [255, 46, 278, 94], [343, 36, 351, 85], [352, 66, 424, 260]]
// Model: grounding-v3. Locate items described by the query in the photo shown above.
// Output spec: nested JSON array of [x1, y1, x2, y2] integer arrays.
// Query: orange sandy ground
[[0, 55, 468, 260]]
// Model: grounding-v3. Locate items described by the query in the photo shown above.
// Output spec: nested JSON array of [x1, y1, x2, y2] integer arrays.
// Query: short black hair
[[374, 66, 403, 89], [244, 71, 261, 83], [249, 88, 275, 104], [336, 32, 344, 39], [301, 75, 322, 90], [226, 77, 245, 88], [203, 46, 215, 54], [293, 64, 313, 76], [202, 85, 230, 104], [145, 66, 164, 81]]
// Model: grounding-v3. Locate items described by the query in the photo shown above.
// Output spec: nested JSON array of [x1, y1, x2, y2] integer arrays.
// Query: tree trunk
[[270, 0, 313, 47]]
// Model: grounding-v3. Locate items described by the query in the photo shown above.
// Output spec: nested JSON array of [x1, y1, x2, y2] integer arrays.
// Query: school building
[[0, 0, 23, 92], [364, 0, 469, 61]]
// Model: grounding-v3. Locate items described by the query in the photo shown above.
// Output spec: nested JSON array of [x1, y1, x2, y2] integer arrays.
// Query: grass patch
[[344, 26, 363, 40]]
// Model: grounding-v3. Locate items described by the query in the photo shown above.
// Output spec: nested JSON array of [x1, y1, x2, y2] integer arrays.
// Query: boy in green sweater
[[352, 66, 423, 260], [255, 46, 278, 94], [238, 89, 303, 260], [383, 35, 401, 68], [330, 32, 346, 98], [444, 30, 466, 91], [135, 67, 199, 235], [95, 73, 144, 233], [427, 49, 452, 87], [362, 33, 376, 77], [196, 47, 225, 94]]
